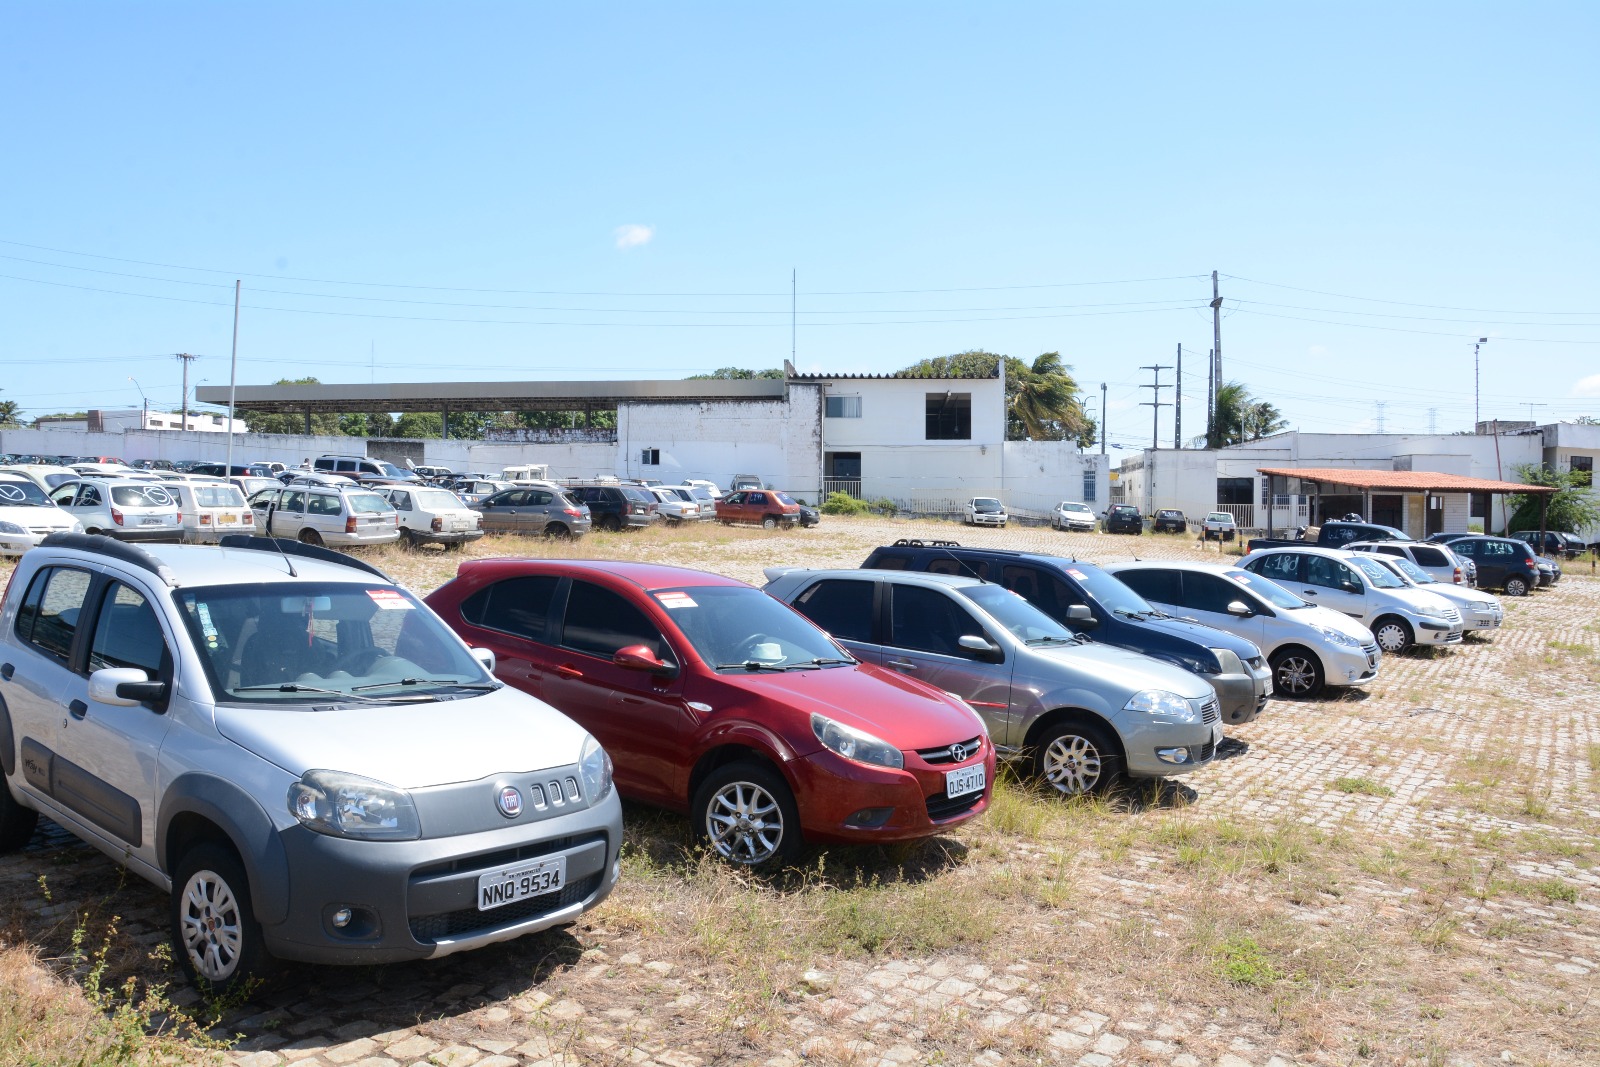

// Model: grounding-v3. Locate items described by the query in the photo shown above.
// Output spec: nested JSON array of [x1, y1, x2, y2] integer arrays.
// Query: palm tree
[[1242, 399, 1288, 441], [1206, 381, 1286, 447], [1009, 352, 1089, 442], [0, 395, 21, 427]]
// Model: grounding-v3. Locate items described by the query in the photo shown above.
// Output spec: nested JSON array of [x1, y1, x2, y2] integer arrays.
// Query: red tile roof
[[1254, 467, 1555, 494]]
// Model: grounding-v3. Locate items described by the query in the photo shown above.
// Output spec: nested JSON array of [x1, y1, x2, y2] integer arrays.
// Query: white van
[[1238, 546, 1463, 654]]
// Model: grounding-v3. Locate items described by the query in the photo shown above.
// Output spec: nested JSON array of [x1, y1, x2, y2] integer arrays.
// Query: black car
[[566, 483, 659, 531], [797, 502, 821, 528], [1104, 504, 1144, 535], [1509, 530, 1584, 559], [859, 540, 1272, 725], [1152, 509, 1186, 534], [1432, 535, 1543, 597]]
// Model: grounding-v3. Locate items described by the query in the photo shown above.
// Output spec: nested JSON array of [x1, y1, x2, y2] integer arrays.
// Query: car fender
[[694, 719, 804, 766], [158, 772, 291, 926]]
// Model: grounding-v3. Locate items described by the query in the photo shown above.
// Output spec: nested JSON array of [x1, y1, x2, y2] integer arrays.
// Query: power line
[[1231, 297, 1600, 327], [1222, 273, 1600, 316], [1226, 306, 1600, 345]]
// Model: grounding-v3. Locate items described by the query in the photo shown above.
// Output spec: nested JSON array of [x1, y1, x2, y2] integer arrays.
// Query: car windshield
[[194, 485, 247, 507], [111, 484, 176, 507], [1387, 557, 1435, 584], [1220, 569, 1309, 609], [347, 492, 393, 514], [0, 479, 51, 506], [175, 582, 491, 703], [377, 462, 412, 478], [689, 487, 714, 501], [1346, 555, 1405, 589], [1063, 503, 1091, 513], [655, 586, 850, 669], [621, 486, 656, 503], [1157, 510, 1180, 518], [973, 499, 1002, 512], [775, 492, 798, 505], [414, 489, 464, 510], [1206, 513, 1232, 523], [957, 584, 1077, 644]]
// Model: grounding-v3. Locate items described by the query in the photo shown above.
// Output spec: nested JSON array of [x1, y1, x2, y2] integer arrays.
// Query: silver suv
[[764, 568, 1222, 796], [0, 534, 622, 993]]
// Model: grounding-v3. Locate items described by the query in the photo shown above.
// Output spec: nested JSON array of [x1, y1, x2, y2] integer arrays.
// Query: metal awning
[[1254, 467, 1555, 495], [194, 378, 788, 414]]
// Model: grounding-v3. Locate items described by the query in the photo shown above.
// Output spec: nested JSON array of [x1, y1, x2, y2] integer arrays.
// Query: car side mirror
[[614, 644, 678, 677], [1065, 604, 1097, 628], [1226, 600, 1254, 617], [89, 667, 167, 708], [1342, 581, 1362, 593], [957, 634, 1001, 660], [471, 647, 496, 673]]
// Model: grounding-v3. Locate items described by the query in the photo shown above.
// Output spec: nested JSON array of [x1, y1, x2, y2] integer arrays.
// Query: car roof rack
[[892, 538, 961, 547], [38, 532, 180, 585], [217, 534, 394, 581]]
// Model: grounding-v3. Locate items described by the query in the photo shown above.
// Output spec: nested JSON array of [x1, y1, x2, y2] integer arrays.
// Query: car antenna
[[267, 534, 298, 576]]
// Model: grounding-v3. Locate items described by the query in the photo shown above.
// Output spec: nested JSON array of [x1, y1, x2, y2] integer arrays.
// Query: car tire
[[1033, 719, 1121, 796], [1269, 647, 1325, 698], [761, 515, 778, 530], [600, 515, 621, 533], [1503, 576, 1529, 597], [544, 522, 571, 539], [693, 761, 804, 869], [399, 529, 420, 549], [0, 784, 40, 853], [1372, 615, 1414, 654], [170, 842, 272, 996], [298, 529, 323, 547]]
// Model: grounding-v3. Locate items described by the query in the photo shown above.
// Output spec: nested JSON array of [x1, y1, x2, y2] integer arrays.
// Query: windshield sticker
[[1228, 573, 1251, 584], [656, 591, 698, 609], [196, 602, 219, 648], [1066, 568, 1088, 580], [366, 589, 414, 610]]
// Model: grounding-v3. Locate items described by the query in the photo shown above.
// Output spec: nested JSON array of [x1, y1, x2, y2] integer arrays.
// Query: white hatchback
[[383, 486, 484, 549], [0, 476, 81, 556], [964, 498, 1008, 527], [1358, 553, 1503, 635], [49, 478, 184, 543], [166, 479, 254, 544]]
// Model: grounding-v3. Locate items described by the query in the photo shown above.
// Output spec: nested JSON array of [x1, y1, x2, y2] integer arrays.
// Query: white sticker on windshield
[[656, 591, 698, 609], [367, 589, 414, 610], [1228, 573, 1251, 584], [1066, 568, 1087, 580]]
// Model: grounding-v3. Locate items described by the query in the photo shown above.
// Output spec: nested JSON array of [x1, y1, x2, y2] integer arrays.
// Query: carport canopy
[[1253, 466, 1557, 538]]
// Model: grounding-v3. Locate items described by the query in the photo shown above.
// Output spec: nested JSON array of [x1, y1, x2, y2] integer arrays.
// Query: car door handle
[[1302, 589, 1318, 596], [69, 699, 88, 719], [555, 664, 583, 679], [886, 659, 918, 670], [0, 662, 12, 681]]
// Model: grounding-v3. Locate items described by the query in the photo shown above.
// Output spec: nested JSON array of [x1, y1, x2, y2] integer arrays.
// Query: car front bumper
[[264, 791, 622, 965], [787, 742, 995, 845], [1207, 664, 1272, 725], [968, 514, 1007, 525], [1123, 720, 1223, 779]]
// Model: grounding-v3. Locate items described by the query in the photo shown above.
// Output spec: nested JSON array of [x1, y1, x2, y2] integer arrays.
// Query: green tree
[[686, 367, 785, 380], [517, 409, 618, 431], [1205, 380, 1288, 448], [242, 378, 343, 435], [899, 349, 1089, 444], [0, 392, 21, 427], [1504, 463, 1600, 533]]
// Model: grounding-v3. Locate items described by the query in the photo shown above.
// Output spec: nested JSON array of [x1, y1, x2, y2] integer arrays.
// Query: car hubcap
[[706, 782, 783, 863], [179, 871, 243, 981], [1042, 735, 1102, 795], [1277, 657, 1314, 694], [1376, 625, 1406, 652]]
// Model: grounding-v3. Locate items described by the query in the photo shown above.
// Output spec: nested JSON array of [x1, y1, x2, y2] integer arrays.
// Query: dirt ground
[[1, 517, 1596, 1067]]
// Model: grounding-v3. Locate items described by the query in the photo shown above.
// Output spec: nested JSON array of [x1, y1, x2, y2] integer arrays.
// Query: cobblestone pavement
[[2, 521, 1596, 1065]]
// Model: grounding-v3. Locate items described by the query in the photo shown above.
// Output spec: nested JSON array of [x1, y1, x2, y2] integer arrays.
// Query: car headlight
[[811, 713, 904, 769], [1168, 651, 1222, 675], [1415, 607, 1450, 620], [288, 769, 420, 840], [1310, 623, 1361, 648], [69, 521, 85, 533], [0, 521, 23, 535], [1123, 690, 1200, 723], [579, 733, 614, 802]]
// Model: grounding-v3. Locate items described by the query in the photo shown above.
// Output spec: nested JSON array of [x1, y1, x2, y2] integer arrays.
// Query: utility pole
[[1099, 382, 1107, 456], [175, 352, 199, 431], [1210, 271, 1223, 436], [1206, 348, 1214, 448], [1174, 344, 1182, 449], [1139, 364, 1173, 449], [1473, 337, 1488, 431], [226, 281, 241, 475], [1374, 401, 1386, 434]]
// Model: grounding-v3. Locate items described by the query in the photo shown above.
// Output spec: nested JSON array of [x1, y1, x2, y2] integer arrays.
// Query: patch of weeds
[[1484, 918, 1529, 939], [1546, 640, 1591, 655], [1214, 933, 1279, 988], [1529, 879, 1579, 904], [1587, 744, 1600, 775], [1331, 777, 1394, 798]]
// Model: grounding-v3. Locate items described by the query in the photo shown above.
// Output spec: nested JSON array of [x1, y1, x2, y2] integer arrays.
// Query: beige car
[[252, 484, 400, 547], [166, 479, 254, 543]]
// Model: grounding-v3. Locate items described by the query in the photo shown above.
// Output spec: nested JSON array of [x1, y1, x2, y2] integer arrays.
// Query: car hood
[[1133, 613, 1263, 660], [1383, 587, 1460, 616], [706, 663, 985, 750], [213, 684, 591, 789], [1288, 603, 1375, 642], [0, 505, 76, 527], [1026, 640, 1215, 701], [1413, 583, 1499, 609]]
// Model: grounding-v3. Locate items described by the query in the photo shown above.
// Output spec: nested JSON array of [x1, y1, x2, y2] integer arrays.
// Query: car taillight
[[175, 512, 182, 524], [564, 507, 582, 517], [1452, 567, 1462, 584], [199, 513, 211, 525], [346, 515, 358, 533], [431, 516, 443, 532], [111, 506, 124, 526]]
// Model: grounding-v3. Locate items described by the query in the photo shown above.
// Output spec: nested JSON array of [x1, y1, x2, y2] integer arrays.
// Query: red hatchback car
[[425, 560, 994, 867]]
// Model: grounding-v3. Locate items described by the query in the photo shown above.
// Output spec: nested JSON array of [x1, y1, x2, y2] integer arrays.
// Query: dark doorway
[[1371, 494, 1403, 529]]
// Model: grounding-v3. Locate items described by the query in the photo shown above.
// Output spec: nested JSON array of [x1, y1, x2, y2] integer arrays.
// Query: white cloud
[[614, 224, 655, 250], [1574, 372, 1600, 397]]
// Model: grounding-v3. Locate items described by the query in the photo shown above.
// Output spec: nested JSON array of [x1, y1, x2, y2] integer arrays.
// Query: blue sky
[[3, 3, 1596, 448]]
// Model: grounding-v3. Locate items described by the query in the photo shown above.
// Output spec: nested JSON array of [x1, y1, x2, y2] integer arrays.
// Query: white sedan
[[0, 475, 81, 555], [1202, 511, 1238, 541], [963, 498, 1008, 527]]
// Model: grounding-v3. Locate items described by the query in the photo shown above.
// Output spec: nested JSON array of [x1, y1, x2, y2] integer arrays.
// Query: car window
[[413, 489, 462, 510], [888, 585, 987, 656], [1306, 555, 1357, 590], [1184, 572, 1247, 614], [1373, 544, 1403, 557], [87, 582, 170, 680], [389, 491, 412, 510], [1347, 555, 1404, 588], [1252, 553, 1299, 582], [560, 580, 674, 663], [50, 484, 78, 505], [791, 579, 876, 643], [528, 490, 554, 506], [281, 490, 305, 512], [0, 479, 50, 506], [194, 485, 246, 507], [669, 585, 846, 667], [111, 484, 176, 508], [306, 493, 340, 516], [348, 492, 392, 514], [336, 460, 359, 473], [79, 484, 103, 506], [748, 492, 767, 505], [1116, 568, 1181, 605], [1000, 565, 1046, 608], [15, 566, 93, 659], [460, 576, 560, 644]]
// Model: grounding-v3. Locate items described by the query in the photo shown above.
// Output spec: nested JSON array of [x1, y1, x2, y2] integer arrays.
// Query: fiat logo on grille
[[948, 741, 973, 762], [497, 786, 523, 818]]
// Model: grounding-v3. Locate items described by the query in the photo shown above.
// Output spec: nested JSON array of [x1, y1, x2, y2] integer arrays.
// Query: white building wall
[[1001, 444, 1108, 517], [618, 385, 824, 498], [817, 377, 1006, 449]]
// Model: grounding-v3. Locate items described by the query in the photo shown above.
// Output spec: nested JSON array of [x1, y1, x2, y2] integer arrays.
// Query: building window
[[1082, 470, 1096, 502], [825, 395, 861, 419], [1216, 477, 1254, 506], [1572, 455, 1593, 486], [925, 393, 971, 440], [640, 448, 660, 466]]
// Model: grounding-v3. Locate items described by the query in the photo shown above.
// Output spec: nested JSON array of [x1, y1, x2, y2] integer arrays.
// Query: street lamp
[[1100, 383, 1107, 457], [1474, 338, 1488, 431], [128, 377, 149, 426]]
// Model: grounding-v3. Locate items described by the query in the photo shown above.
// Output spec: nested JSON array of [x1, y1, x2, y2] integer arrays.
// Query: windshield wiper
[[1112, 607, 1149, 620], [231, 683, 388, 703], [804, 656, 856, 666], [351, 678, 501, 693], [1024, 636, 1076, 646], [715, 661, 817, 672]]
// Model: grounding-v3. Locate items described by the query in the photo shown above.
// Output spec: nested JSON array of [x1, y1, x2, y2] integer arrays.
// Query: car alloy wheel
[[1269, 649, 1324, 697], [1034, 721, 1118, 796], [1504, 576, 1528, 597], [694, 762, 802, 867], [1372, 615, 1413, 654]]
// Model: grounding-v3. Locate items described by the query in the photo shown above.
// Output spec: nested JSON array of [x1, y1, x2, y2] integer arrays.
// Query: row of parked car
[[0, 497, 1532, 995]]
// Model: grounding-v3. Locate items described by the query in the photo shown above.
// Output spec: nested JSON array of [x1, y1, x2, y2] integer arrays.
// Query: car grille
[[925, 790, 984, 822], [1360, 642, 1381, 667], [409, 872, 601, 943], [1441, 607, 1461, 623], [916, 736, 984, 766], [1193, 739, 1216, 763], [1245, 656, 1266, 671], [1200, 697, 1221, 725]]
